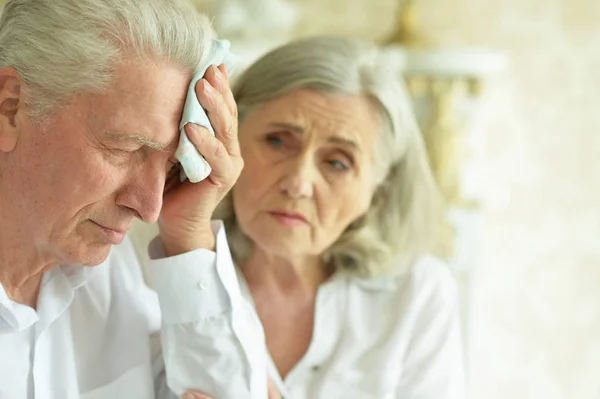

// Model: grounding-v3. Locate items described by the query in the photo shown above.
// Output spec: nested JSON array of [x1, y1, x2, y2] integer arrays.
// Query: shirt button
[[311, 365, 320, 372], [197, 280, 208, 290]]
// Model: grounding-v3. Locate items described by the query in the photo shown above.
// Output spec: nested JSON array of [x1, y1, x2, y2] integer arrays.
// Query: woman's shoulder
[[406, 255, 458, 297], [349, 254, 455, 288], [338, 255, 461, 345], [345, 255, 459, 308]]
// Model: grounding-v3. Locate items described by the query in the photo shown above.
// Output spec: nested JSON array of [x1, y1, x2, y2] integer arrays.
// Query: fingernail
[[220, 64, 229, 80], [182, 393, 195, 399], [212, 65, 223, 81], [186, 123, 202, 136]]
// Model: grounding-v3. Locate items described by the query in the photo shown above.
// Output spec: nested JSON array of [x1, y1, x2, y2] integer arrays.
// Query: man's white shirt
[[0, 221, 267, 399]]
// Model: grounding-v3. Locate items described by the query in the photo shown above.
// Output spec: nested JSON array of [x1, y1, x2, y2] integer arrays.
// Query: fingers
[[195, 65, 240, 157], [185, 123, 242, 186], [163, 162, 182, 195], [182, 392, 213, 399], [205, 64, 236, 116], [268, 378, 282, 399]]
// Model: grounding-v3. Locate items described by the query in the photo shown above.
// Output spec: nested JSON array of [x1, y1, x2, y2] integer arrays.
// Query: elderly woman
[[212, 36, 465, 398]]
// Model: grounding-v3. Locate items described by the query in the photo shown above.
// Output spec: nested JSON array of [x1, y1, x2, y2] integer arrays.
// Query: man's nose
[[115, 163, 165, 224]]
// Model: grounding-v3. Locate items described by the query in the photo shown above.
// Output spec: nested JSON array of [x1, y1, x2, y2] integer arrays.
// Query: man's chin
[[63, 241, 115, 267]]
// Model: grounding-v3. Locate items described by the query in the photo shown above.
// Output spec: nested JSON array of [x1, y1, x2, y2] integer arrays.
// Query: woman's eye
[[327, 159, 350, 171], [265, 134, 284, 148]]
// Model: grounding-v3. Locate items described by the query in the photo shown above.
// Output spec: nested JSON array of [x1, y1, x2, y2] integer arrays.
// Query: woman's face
[[233, 89, 381, 260]]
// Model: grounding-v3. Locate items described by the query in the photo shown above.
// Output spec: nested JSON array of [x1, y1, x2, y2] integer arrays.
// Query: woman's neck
[[241, 248, 330, 297], [240, 248, 331, 379]]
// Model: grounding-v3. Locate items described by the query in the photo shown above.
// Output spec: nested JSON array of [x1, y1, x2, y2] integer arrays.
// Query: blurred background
[[3, 0, 597, 397], [188, 0, 600, 398]]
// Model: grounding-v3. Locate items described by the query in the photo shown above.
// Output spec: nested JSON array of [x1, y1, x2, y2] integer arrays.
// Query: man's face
[[0, 57, 190, 266]]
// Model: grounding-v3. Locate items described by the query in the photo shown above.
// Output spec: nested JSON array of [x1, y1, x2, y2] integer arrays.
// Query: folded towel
[[176, 39, 238, 183]]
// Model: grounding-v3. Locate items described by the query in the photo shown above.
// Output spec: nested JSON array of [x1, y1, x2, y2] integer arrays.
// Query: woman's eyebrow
[[267, 122, 360, 150], [327, 136, 358, 149], [267, 122, 304, 134]]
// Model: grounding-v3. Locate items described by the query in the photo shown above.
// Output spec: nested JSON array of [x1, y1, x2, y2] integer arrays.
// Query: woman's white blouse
[[239, 256, 465, 399]]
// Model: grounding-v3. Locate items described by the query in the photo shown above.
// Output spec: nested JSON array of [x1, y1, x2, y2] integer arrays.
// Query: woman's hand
[[181, 378, 283, 399], [182, 392, 212, 399], [267, 378, 283, 399], [158, 64, 242, 256]]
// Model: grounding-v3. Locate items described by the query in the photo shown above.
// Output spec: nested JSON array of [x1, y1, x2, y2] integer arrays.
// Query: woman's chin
[[255, 238, 312, 260]]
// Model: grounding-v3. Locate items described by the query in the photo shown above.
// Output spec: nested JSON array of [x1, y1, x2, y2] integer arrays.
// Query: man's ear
[[0, 67, 23, 153]]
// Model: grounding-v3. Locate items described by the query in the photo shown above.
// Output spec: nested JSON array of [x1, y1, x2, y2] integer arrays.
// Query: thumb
[[183, 392, 213, 399], [268, 378, 282, 399]]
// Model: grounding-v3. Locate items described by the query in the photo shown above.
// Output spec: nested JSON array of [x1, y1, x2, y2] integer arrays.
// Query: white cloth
[[176, 39, 238, 183], [0, 221, 267, 399], [237, 256, 466, 399]]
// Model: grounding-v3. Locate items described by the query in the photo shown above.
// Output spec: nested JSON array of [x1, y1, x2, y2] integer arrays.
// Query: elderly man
[[0, 0, 267, 398]]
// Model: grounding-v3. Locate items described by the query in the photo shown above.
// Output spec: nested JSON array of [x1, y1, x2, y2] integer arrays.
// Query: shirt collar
[[350, 276, 398, 292], [56, 264, 95, 290], [0, 264, 95, 332], [0, 280, 39, 331], [235, 265, 399, 296]]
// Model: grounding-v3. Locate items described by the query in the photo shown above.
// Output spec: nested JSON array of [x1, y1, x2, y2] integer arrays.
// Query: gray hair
[[0, 0, 214, 121], [217, 36, 443, 278]]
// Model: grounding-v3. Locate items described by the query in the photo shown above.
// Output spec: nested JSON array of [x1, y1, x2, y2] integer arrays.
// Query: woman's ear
[[0, 67, 23, 153]]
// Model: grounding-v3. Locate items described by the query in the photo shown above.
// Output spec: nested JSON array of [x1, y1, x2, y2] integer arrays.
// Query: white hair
[[216, 36, 443, 277], [0, 0, 214, 121]]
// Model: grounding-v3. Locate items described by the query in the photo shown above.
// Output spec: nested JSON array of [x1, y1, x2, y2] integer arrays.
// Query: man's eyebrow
[[106, 132, 169, 151]]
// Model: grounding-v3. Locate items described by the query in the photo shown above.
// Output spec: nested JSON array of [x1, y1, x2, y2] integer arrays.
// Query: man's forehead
[[83, 58, 189, 153]]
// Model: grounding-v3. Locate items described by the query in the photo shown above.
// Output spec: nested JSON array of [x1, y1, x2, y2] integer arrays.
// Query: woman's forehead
[[252, 89, 381, 141]]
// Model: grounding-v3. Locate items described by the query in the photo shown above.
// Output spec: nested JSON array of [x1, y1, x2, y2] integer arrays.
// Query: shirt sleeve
[[149, 220, 268, 399], [396, 267, 466, 399]]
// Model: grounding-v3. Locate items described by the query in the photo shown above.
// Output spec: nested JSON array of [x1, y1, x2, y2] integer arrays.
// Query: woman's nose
[[279, 157, 315, 199]]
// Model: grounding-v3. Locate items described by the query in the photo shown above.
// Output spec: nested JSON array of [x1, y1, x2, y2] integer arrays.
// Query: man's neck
[[0, 272, 44, 308], [0, 241, 55, 308], [0, 223, 55, 310]]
